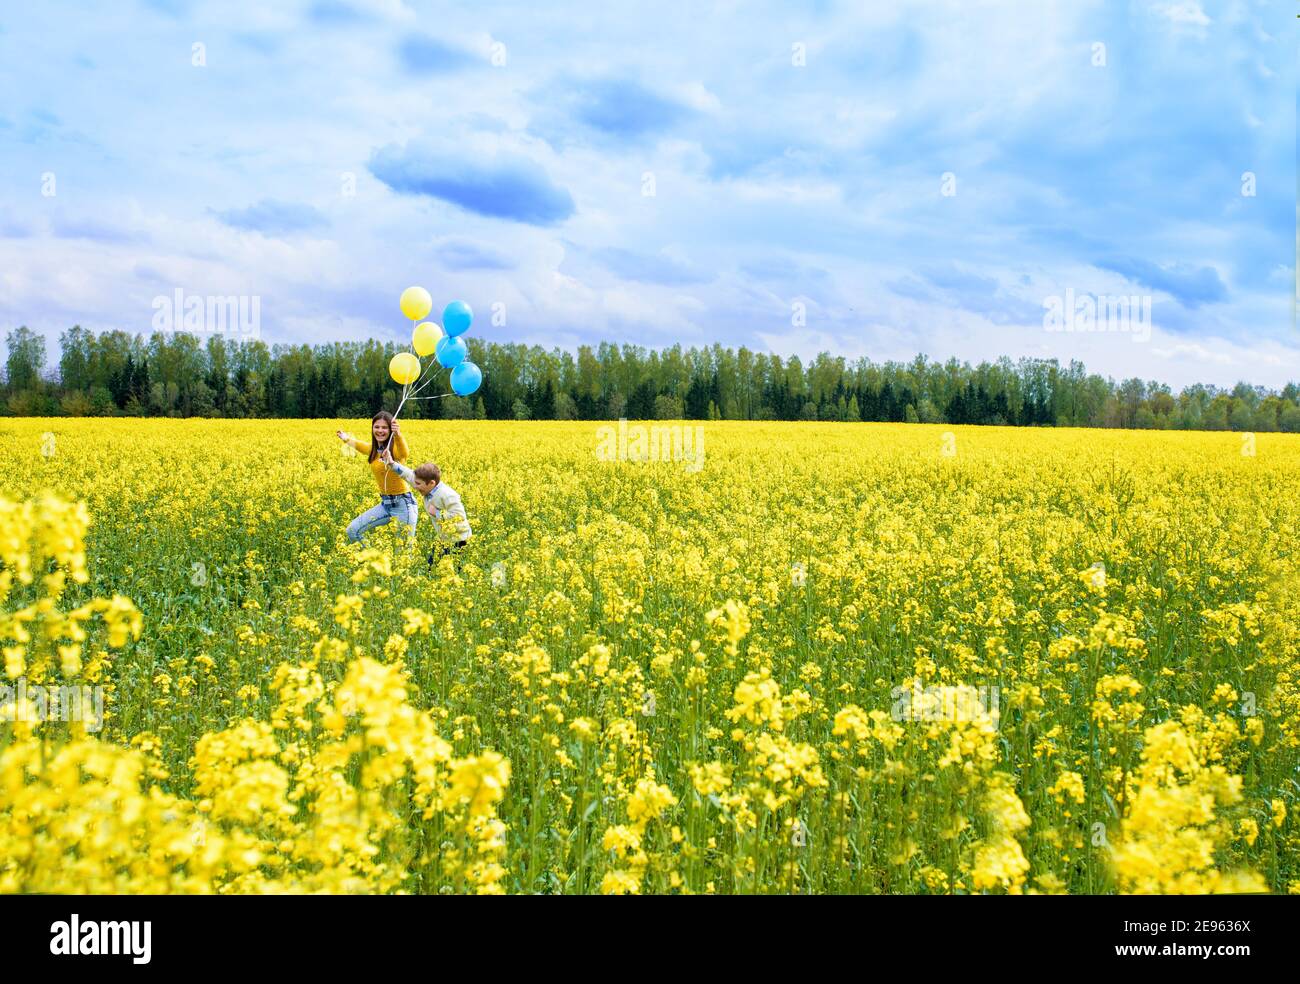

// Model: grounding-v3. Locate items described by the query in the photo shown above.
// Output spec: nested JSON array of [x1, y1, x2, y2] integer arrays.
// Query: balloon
[[412, 321, 443, 357], [435, 335, 468, 368], [450, 361, 482, 396], [389, 352, 421, 385], [443, 300, 472, 337], [400, 286, 433, 321]]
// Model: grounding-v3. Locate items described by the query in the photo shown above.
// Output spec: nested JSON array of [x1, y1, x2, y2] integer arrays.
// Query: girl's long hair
[[368, 410, 395, 464]]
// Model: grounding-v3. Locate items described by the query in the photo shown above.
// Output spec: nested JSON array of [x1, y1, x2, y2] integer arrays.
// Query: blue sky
[[0, 0, 1295, 387]]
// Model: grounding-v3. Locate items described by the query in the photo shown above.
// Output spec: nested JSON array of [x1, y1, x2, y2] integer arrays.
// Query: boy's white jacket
[[389, 461, 472, 542]]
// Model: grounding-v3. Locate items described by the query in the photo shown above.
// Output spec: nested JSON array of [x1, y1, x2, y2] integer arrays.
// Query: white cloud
[[1149, 0, 1212, 42], [1152, 2, 1211, 28]]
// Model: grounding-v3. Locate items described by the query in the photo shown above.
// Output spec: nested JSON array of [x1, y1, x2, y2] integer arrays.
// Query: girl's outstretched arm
[[390, 425, 409, 463], [337, 429, 372, 456]]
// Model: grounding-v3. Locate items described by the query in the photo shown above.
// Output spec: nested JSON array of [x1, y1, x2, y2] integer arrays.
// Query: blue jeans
[[346, 493, 418, 543]]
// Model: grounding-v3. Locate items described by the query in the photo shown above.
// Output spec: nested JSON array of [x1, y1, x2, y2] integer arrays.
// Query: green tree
[[653, 393, 684, 420], [553, 390, 577, 420], [5, 326, 46, 393], [442, 395, 475, 419]]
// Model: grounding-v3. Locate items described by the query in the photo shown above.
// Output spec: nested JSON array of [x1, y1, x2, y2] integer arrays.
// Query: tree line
[[4, 325, 1299, 432]]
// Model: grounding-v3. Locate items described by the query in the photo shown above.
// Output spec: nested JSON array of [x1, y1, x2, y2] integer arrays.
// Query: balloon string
[[410, 355, 439, 390], [393, 363, 452, 420], [393, 349, 426, 420], [409, 367, 448, 398], [385, 379, 412, 481], [394, 349, 447, 420]]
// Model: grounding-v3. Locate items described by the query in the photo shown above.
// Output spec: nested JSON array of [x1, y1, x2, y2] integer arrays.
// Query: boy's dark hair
[[414, 463, 440, 484]]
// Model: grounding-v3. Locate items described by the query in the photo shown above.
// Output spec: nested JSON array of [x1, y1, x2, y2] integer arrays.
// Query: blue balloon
[[450, 361, 482, 396], [435, 335, 468, 368], [443, 300, 473, 337]]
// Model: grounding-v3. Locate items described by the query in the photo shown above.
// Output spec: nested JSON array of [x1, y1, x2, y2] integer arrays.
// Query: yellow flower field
[[1, 418, 1297, 894]]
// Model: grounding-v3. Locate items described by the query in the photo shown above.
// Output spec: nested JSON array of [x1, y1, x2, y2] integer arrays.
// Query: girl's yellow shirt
[[347, 432, 410, 494]]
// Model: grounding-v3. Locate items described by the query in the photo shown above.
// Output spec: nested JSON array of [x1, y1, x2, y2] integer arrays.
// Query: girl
[[336, 411, 418, 543]]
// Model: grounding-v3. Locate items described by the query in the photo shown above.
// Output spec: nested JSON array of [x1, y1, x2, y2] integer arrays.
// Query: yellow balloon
[[412, 321, 444, 357], [399, 286, 432, 321], [389, 352, 421, 385]]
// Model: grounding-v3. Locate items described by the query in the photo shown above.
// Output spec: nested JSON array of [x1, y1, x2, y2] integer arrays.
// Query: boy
[[380, 447, 472, 565]]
